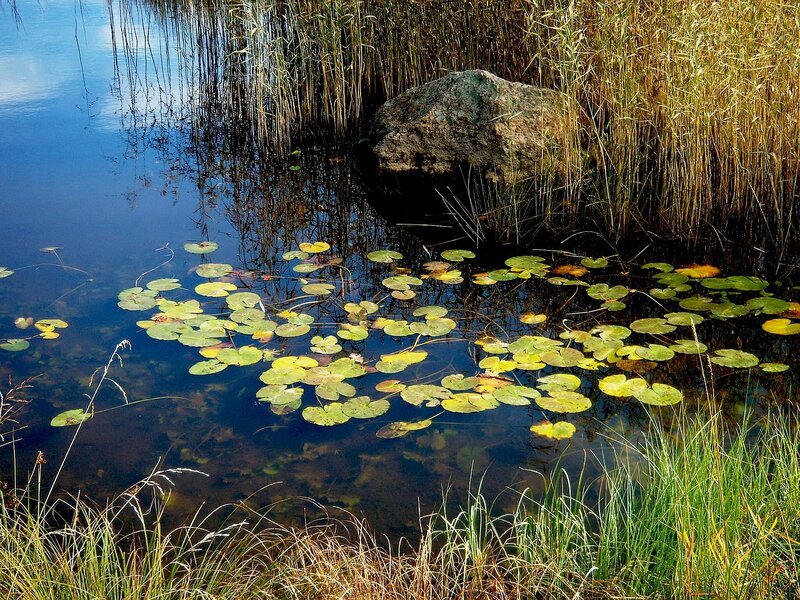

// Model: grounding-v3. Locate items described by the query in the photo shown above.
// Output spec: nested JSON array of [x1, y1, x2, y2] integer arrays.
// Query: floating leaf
[[367, 249, 403, 263], [492, 385, 540, 405], [146, 278, 181, 291], [580, 257, 608, 268], [442, 393, 499, 413], [642, 262, 673, 272], [536, 373, 582, 392], [665, 312, 704, 327], [431, 269, 463, 284], [0, 267, 14, 278], [634, 344, 675, 362], [328, 357, 367, 379], [591, 325, 632, 341], [530, 421, 576, 440], [630, 318, 676, 335], [675, 264, 720, 278], [701, 276, 768, 292], [275, 323, 311, 338], [184, 241, 219, 254], [316, 381, 357, 401], [376, 419, 432, 438], [761, 362, 789, 373], [520, 312, 547, 324], [375, 380, 406, 393], [633, 383, 683, 406], [51, 409, 92, 427], [762, 318, 800, 335], [310, 335, 342, 354], [256, 385, 304, 405], [669, 339, 708, 355], [536, 391, 591, 413], [0, 339, 30, 352], [118, 287, 158, 311], [341, 396, 390, 419], [188, 360, 228, 375], [14, 317, 33, 329], [301, 283, 335, 296], [293, 262, 322, 274], [217, 346, 263, 366], [146, 322, 192, 341], [540, 348, 584, 368], [441, 374, 480, 391], [382, 275, 423, 291], [391, 290, 415, 300], [382, 320, 414, 337], [709, 349, 759, 368], [35, 319, 68, 330], [282, 250, 309, 261], [598, 374, 648, 397], [746, 297, 790, 314], [195, 281, 237, 297], [505, 256, 546, 271], [226, 292, 261, 310], [478, 356, 518, 373], [401, 385, 451, 407], [508, 336, 562, 354], [195, 263, 233, 278], [552, 265, 588, 277], [302, 403, 350, 426], [298, 241, 330, 253], [337, 324, 369, 341], [178, 331, 225, 348], [440, 249, 475, 262], [587, 284, 629, 301]]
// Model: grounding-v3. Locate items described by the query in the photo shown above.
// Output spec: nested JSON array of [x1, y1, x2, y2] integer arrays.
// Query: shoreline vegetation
[[2, 400, 798, 597], [123, 0, 800, 245]]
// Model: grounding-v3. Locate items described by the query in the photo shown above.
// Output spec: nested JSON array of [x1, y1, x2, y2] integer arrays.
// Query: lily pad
[[587, 284, 629, 301], [376, 380, 406, 393], [337, 324, 369, 341], [442, 393, 499, 413], [195, 281, 237, 297], [118, 287, 158, 311], [530, 421, 576, 440], [0, 339, 30, 352], [302, 403, 350, 426], [367, 249, 403, 263], [540, 347, 584, 368], [630, 318, 676, 335], [195, 263, 233, 278], [536, 373, 582, 392], [441, 374, 479, 391], [598, 374, 648, 397], [669, 339, 708, 355], [298, 241, 331, 253], [633, 383, 683, 406], [341, 396, 390, 419], [382, 275, 423, 291], [184, 241, 219, 254], [634, 344, 675, 362], [301, 283, 335, 296], [146, 322, 192, 341], [188, 360, 228, 375], [478, 356, 518, 373], [762, 318, 800, 335], [0, 267, 14, 278], [275, 323, 311, 338], [401, 384, 451, 407], [316, 381, 357, 401], [761, 362, 790, 373], [217, 346, 263, 366], [709, 349, 759, 368], [256, 385, 304, 405], [535, 391, 591, 413], [51, 409, 92, 427], [146, 278, 182, 291], [580, 257, 609, 268], [310, 335, 342, 354], [675, 264, 720, 278], [440, 249, 475, 262], [492, 385, 540, 405], [376, 419, 433, 438], [701, 276, 768, 291], [226, 292, 262, 310], [665, 312, 705, 327]]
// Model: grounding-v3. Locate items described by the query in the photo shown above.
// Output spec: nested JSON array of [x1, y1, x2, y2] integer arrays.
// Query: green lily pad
[[158, 299, 203, 319], [344, 301, 379, 317], [678, 296, 716, 311], [492, 385, 541, 405], [642, 262, 673, 272], [508, 336, 562, 354], [505, 255, 546, 270], [653, 272, 689, 287], [275, 323, 311, 338], [382, 320, 415, 337], [51, 409, 92, 427], [540, 347, 584, 368], [256, 385, 304, 405], [0, 267, 14, 278], [270, 399, 302, 415], [650, 288, 677, 300], [184, 241, 219, 254], [630, 318, 676, 335], [580, 257, 608, 268], [746, 297, 790, 314], [0, 339, 30, 352], [195, 281, 237, 297], [591, 325, 632, 341], [486, 269, 519, 282], [146, 278, 181, 291], [260, 366, 307, 385], [293, 262, 322, 274], [669, 339, 708, 355], [701, 276, 768, 291], [709, 303, 749, 319], [283, 250, 310, 261], [337, 324, 369, 341], [376, 419, 433, 439], [367, 250, 403, 263], [301, 283, 335, 296], [146, 322, 192, 341], [328, 357, 367, 378], [412, 317, 457, 336], [177, 331, 226, 347], [633, 383, 683, 406], [310, 335, 342, 354], [316, 381, 357, 401], [478, 356, 518, 373], [441, 374, 480, 391], [709, 349, 759, 368], [665, 312, 705, 327], [195, 263, 233, 278], [118, 287, 158, 311], [302, 403, 350, 426], [217, 346, 263, 366], [598, 374, 648, 397], [535, 391, 591, 413], [634, 344, 675, 361], [442, 393, 499, 413], [761, 362, 790, 373], [587, 284, 629, 301], [440, 249, 476, 262], [382, 275, 423, 291], [536, 373, 582, 392], [188, 360, 228, 375], [401, 384, 451, 407], [341, 396, 390, 419], [226, 292, 261, 310], [530, 421, 576, 440]]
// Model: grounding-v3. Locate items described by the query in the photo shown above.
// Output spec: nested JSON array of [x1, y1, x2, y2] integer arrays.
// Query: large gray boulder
[[370, 70, 581, 185]]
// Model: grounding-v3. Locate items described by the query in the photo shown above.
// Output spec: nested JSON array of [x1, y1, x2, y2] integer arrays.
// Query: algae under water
[[0, 0, 799, 538]]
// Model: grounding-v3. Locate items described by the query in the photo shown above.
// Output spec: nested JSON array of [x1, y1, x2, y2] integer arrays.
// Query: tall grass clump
[[118, 0, 800, 244]]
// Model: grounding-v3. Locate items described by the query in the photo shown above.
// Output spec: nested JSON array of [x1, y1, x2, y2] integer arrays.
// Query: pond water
[[1, 0, 798, 538]]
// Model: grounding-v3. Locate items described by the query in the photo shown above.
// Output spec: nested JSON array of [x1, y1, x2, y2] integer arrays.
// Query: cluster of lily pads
[[0, 290, 70, 355], [109, 240, 797, 439]]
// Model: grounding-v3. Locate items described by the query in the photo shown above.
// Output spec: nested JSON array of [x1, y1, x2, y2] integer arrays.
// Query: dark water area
[[1, 0, 798, 540]]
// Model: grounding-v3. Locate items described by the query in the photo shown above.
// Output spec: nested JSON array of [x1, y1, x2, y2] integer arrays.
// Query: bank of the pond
[[2, 411, 797, 599], [135, 0, 800, 247]]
